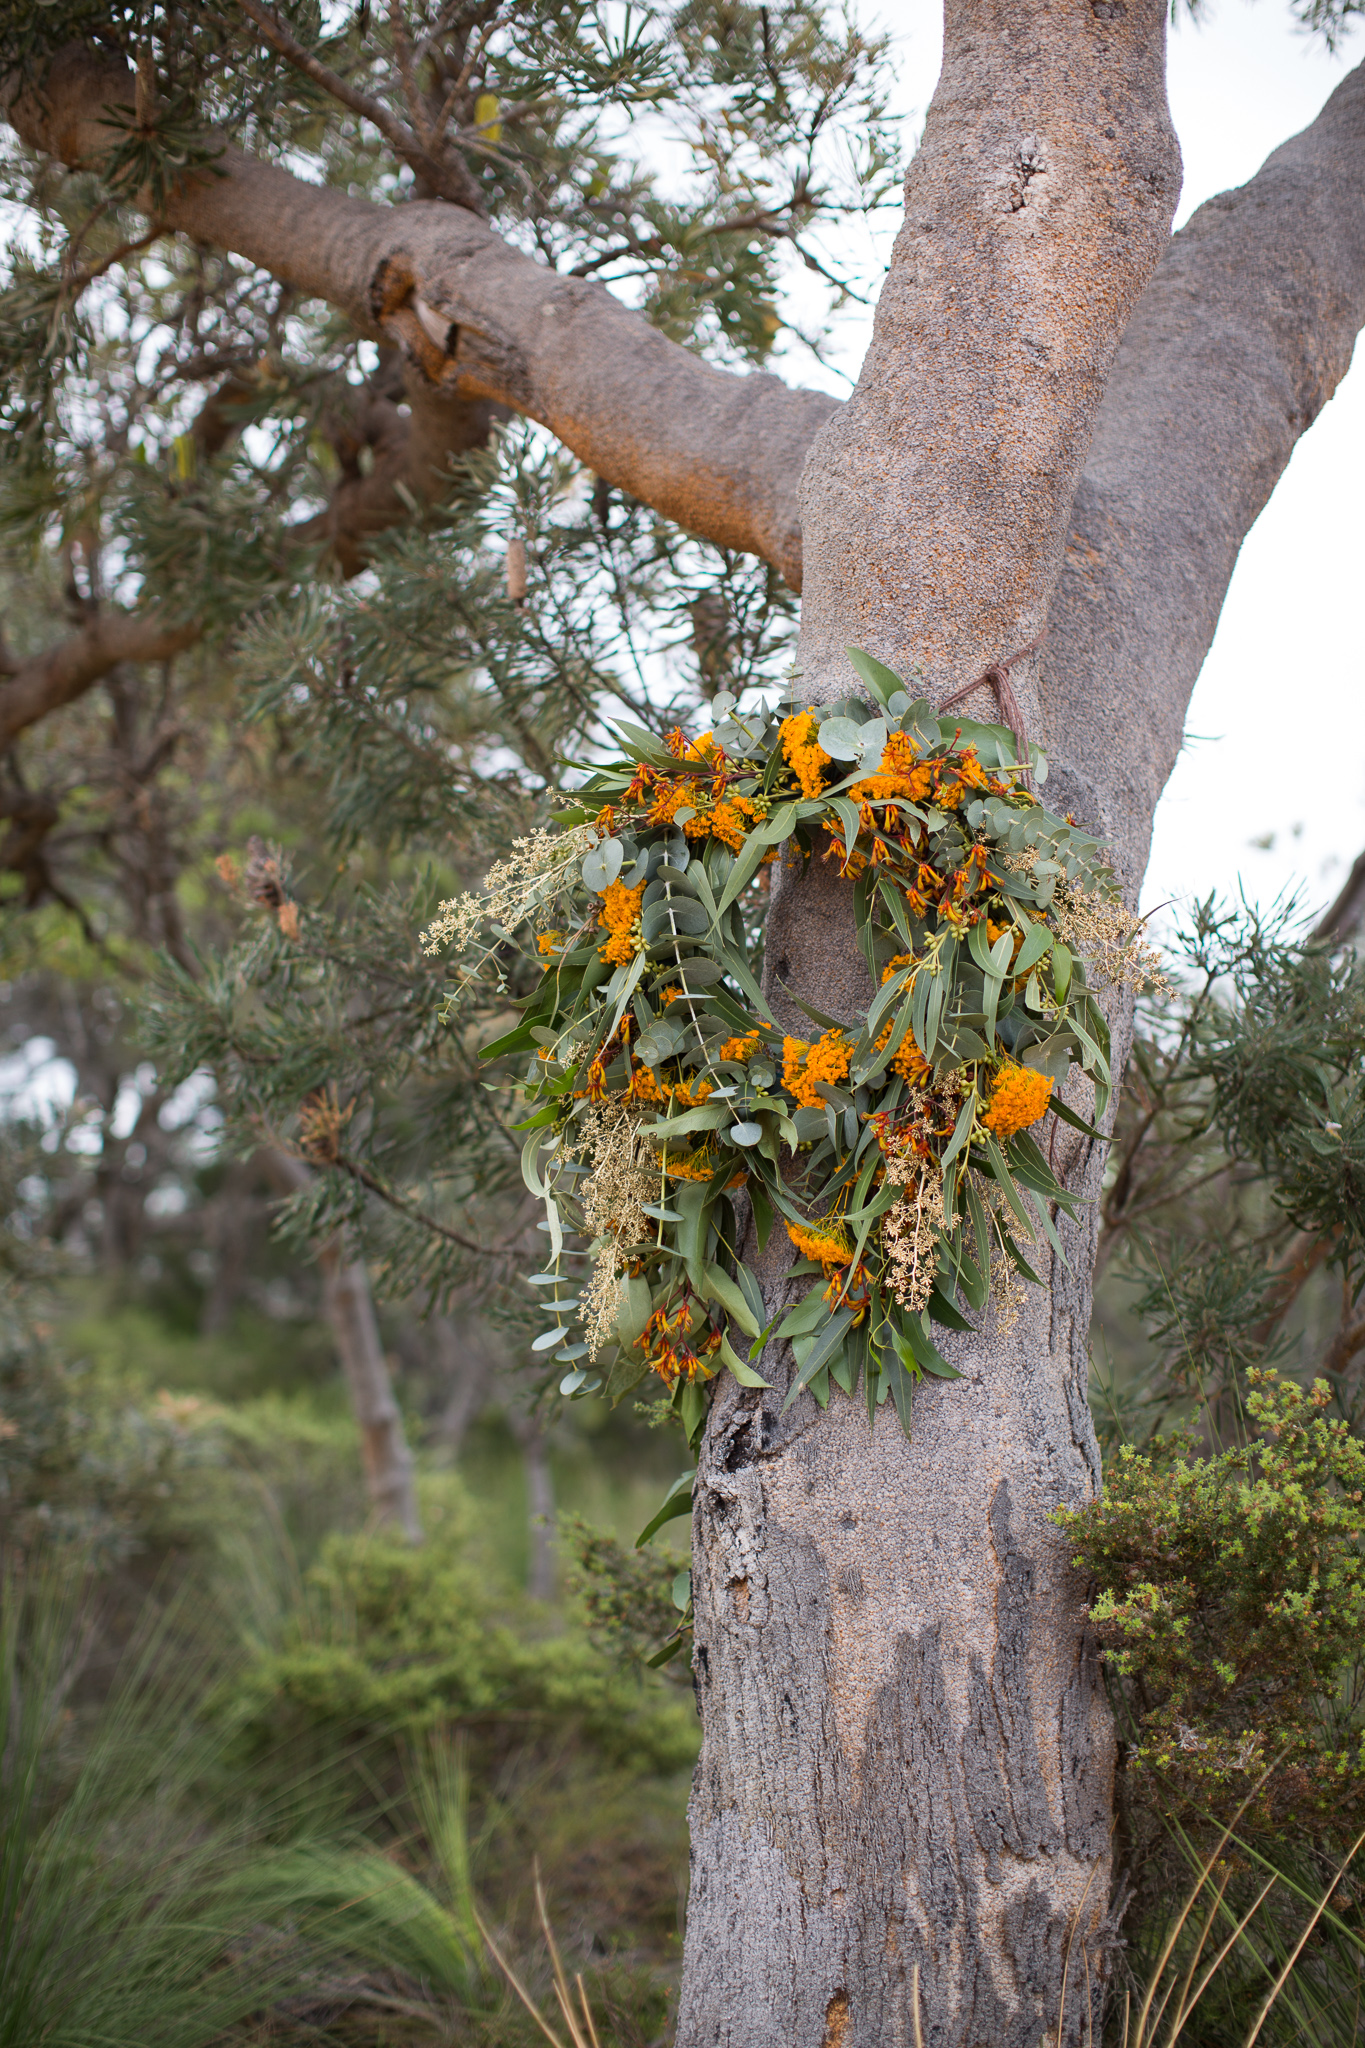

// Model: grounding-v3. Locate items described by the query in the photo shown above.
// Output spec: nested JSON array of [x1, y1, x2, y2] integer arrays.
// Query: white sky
[[787, 0, 1365, 935]]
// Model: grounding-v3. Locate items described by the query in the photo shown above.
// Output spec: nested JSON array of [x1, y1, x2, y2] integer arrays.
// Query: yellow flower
[[719, 1032, 762, 1063], [780, 711, 831, 799], [981, 1062, 1053, 1140], [597, 878, 645, 965], [782, 1029, 853, 1108], [785, 1217, 854, 1271]]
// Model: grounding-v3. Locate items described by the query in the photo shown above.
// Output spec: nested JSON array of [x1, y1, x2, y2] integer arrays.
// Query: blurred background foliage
[[1, 0, 1364, 2039]]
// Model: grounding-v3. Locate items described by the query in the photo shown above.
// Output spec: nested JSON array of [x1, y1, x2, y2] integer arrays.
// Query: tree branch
[[1042, 56, 1365, 890], [2, 43, 835, 590], [0, 611, 201, 753]]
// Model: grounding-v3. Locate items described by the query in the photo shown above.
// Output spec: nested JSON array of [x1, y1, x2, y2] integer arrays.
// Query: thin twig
[[235, 0, 483, 211]]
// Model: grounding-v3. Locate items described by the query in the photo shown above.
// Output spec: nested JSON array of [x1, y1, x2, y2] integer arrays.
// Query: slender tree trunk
[[506, 1406, 557, 1602], [265, 1150, 421, 1541], [316, 1240, 422, 1543], [678, 3, 1180, 2040]]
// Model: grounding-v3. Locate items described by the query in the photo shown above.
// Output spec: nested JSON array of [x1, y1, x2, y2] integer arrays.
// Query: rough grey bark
[[679, 1, 1179, 2039]]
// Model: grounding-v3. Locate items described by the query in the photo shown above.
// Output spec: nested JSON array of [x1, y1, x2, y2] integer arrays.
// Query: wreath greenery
[[425, 648, 1162, 1453]]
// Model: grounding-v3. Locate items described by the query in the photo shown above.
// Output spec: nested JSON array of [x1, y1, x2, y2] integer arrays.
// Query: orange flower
[[782, 1029, 853, 1108], [536, 930, 564, 957], [669, 1077, 714, 1108], [719, 1032, 763, 1062], [597, 878, 646, 965], [649, 777, 703, 827], [879, 731, 934, 793], [981, 1062, 1053, 1140], [684, 795, 756, 851], [780, 711, 831, 799], [785, 1217, 854, 1271], [638, 1298, 721, 1388]]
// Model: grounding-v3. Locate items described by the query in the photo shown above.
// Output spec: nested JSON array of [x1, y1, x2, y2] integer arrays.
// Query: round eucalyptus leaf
[[533, 1327, 567, 1351], [619, 850, 650, 888], [817, 716, 864, 761], [581, 836, 624, 893], [559, 1368, 588, 1394], [710, 691, 737, 717], [857, 717, 888, 760], [729, 1120, 763, 1146]]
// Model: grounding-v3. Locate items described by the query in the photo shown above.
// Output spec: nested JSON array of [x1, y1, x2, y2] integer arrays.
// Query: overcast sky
[[795, 0, 1365, 935]]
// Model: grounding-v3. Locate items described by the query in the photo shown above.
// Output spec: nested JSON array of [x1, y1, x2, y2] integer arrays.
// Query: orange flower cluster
[[780, 711, 831, 799], [981, 1061, 1053, 1139], [719, 1032, 763, 1062], [638, 1297, 721, 1388], [662, 1145, 746, 1188], [649, 778, 702, 827], [536, 930, 565, 958], [785, 1217, 854, 1271], [669, 1077, 713, 1108], [597, 878, 645, 965], [684, 794, 759, 852], [782, 1029, 853, 1108]]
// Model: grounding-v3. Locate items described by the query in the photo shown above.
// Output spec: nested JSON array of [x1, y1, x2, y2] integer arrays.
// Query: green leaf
[[733, 1260, 767, 1329], [479, 1020, 537, 1062], [749, 1179, 776, 1253], [782, 1306, 856, 1411], [982, 1132, 1036, 1239], [772, 1285, 832, 1345], [941, 1088, 977, 1170], [1013, 919, 1053, 976], [899, 1312, 963, 1380], [827, 795, 862, 861], [718, 1330, 771, 1388], [635, 1470, 695, 1547], [886, 1349, 917, 1434], [704, 1262, 762, 1338], [845, 646, 907, 709]]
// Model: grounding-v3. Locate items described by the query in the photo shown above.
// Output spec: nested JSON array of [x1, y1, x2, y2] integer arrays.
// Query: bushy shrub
[[1059, 1371, 1365, 1838], [562, 1516, 689, 1680], [0, 1282, 216, 1561], [219, 1488, 698, 1780]]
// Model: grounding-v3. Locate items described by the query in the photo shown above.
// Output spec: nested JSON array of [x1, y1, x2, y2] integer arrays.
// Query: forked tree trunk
[[678, 3, 1180, 2040]]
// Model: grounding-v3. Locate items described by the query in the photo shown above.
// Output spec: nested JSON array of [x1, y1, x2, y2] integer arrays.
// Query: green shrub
[[562, 1515, 689, 1678], [1059, 1371, 1365, 1836], [219, 1487, 698, 1780]]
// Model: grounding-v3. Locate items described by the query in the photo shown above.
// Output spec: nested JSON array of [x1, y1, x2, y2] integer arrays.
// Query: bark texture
[[680, 2, 1179, 2039]]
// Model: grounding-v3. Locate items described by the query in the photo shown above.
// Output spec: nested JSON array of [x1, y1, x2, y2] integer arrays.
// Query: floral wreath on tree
[[425, 648, 1163, 1452]]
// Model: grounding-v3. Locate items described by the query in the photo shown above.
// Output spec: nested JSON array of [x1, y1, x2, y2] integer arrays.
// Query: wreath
[[425, 648, 1162, 1448]]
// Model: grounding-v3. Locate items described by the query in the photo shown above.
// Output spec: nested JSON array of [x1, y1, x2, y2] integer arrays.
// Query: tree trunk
[[316, 1240, 422, 1543], [678, 2, 1180, 2040], [264, 1150, 421, 1541]]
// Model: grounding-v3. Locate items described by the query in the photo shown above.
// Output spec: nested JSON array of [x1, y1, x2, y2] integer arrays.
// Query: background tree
[[3, 2, 1365, 2043]]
